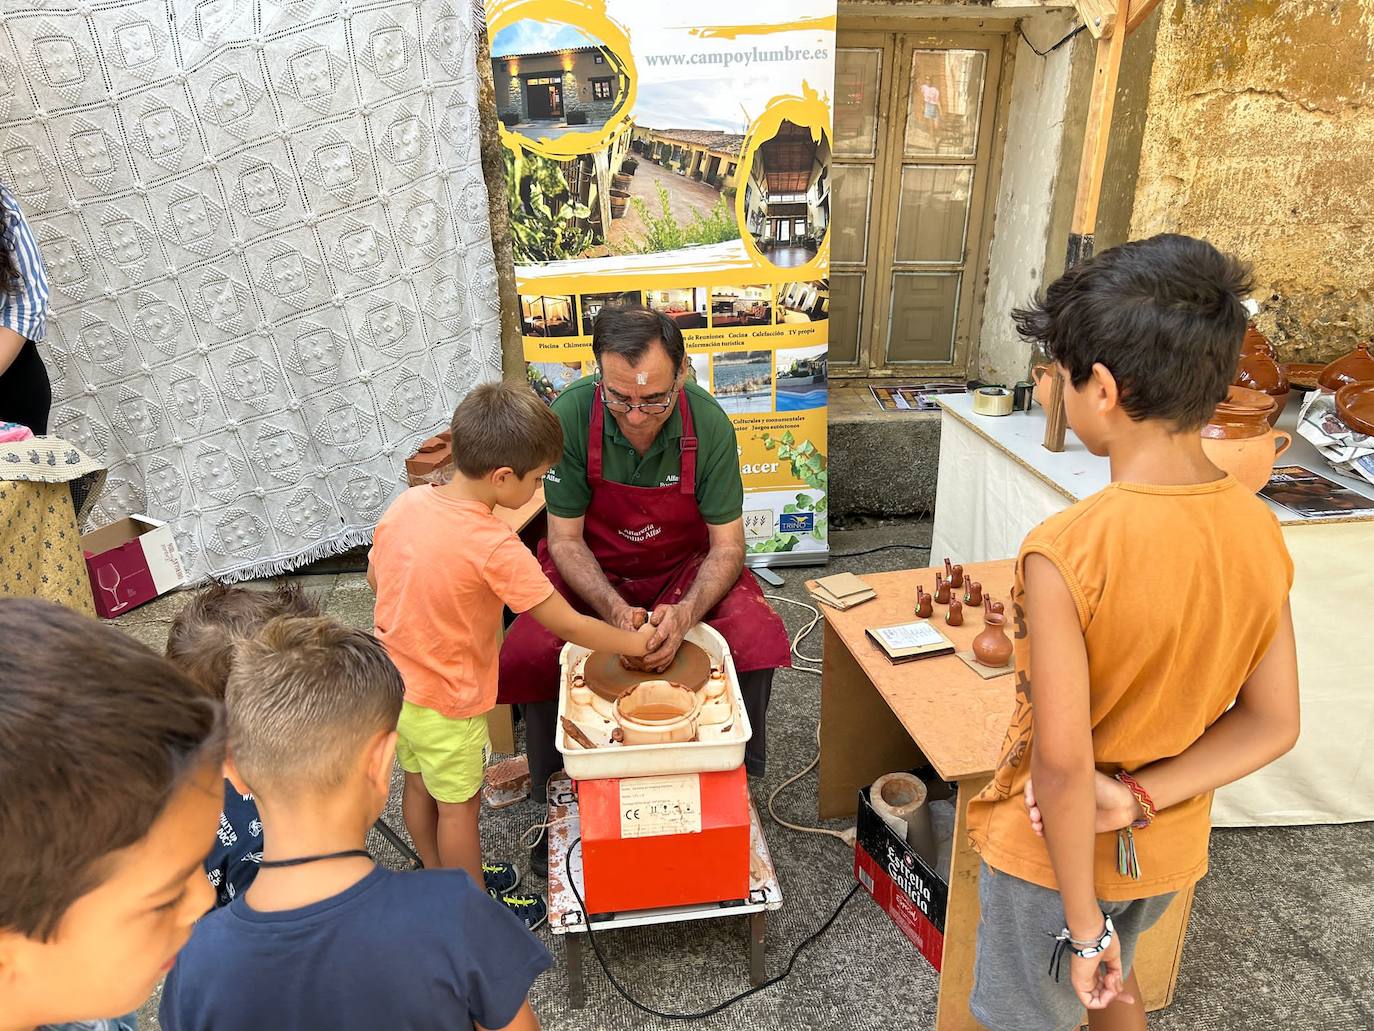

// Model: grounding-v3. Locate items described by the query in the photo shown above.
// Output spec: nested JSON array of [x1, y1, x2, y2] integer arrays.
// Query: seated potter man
[[499, 305, 791, 864]]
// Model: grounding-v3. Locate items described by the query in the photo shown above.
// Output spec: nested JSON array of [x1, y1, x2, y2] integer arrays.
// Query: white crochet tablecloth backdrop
[[4, 0, 501, 581]]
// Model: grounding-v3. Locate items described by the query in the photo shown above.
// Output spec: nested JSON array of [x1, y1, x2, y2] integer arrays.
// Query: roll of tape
[[870, 772, 936, 863], [973, 386, 1014, 417]]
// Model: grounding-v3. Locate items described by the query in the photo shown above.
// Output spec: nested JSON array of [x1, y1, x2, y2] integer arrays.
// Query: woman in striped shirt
[[0, 183, 51, 434]]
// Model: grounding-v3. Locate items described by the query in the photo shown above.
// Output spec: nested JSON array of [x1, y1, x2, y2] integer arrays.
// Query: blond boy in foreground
[[161, 618, 549, 1031]]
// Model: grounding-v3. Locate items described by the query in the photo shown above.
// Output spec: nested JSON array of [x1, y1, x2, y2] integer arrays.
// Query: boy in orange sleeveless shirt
[[368, 381, 653, 929], [966, 235, 1300, 1030]]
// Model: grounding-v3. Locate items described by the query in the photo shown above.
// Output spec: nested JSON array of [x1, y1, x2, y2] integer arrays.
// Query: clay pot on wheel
[[1318, 343, 1374, 393], [972, 612, 1014, 668], [612, 681, 702, 746], [1201, 391, 1292, 493]]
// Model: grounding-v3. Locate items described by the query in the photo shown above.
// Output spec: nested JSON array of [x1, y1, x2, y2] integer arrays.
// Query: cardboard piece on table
[[812, 572, 877, 610], [865, 620, 956, 664], [955, 650, 1014, 680]]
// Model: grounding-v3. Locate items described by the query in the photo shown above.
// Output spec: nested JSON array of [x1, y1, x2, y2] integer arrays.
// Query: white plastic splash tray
[[555, 623, 752, 780]]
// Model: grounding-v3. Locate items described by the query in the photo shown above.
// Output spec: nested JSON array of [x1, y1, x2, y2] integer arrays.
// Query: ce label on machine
[[619, 774, 703, 838]]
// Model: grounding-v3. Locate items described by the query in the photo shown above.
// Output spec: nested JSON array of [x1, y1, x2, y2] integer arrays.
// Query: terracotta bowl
[[612, 680, 702, 746], [1284, 362, 1325, 392], [1336, 382, 1374, 438], [1318, 343, 1374, 392]]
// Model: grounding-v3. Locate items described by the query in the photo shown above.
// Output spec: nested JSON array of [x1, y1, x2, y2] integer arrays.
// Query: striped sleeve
[[0, 188, 49, 341]]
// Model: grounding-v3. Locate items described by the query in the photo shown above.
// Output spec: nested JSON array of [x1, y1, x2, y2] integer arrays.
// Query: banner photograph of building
[[492, 23, 629, 141], [743, 120, 832, 267]]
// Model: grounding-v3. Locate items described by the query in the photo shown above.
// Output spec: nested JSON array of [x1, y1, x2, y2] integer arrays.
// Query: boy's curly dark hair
[[1013, 234, 1253, 430]]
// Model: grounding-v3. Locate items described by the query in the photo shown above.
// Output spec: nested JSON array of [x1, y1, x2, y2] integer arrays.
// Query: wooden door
[[831, 30, 1005, 379]]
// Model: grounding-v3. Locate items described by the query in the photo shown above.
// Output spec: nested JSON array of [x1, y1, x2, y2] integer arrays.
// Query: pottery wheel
[[582, 641, 712, 703]]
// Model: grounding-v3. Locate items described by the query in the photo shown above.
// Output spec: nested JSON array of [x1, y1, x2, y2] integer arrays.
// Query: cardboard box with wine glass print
[[81, 516, 188, 618]]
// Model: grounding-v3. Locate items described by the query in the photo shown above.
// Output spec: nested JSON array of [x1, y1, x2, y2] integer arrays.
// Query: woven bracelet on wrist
[[1114, 771, 1155, 881], [1115, 771, 1156, 827]]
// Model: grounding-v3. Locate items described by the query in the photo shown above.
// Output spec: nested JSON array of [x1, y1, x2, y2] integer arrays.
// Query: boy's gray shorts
[[970, 863, 1175, 1031]]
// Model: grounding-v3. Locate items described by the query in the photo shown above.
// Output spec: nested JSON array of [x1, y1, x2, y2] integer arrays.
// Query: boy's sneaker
[[482, 861, 521, 895], [491, 888, 548, 932]]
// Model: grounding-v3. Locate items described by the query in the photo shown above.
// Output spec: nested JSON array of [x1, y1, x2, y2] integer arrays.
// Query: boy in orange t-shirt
[[966, 235, 1300, 1031], [369, 381, 652, 929]]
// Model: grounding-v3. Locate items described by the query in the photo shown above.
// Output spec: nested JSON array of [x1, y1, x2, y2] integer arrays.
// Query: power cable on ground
[[566, 837, 862, 1020]]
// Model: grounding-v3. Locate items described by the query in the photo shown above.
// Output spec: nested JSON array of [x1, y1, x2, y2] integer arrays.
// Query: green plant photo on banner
[[751, 433, 829, 554], [505, 148, 594, 264]]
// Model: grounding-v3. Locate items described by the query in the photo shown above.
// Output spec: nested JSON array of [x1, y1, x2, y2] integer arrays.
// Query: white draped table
[[931, 393, 1374, 827]]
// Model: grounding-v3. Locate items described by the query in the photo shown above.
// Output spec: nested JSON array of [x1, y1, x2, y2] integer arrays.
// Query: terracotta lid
[[1318, 343, 1374, 392], [1235, 351, 1289, 395], [1206, 387, 1277, 441], [1223, 384, 1279, 414], [1284, 362, 1324, 392], [1241, 325, 1276, 359], [1336, 382, 1374, 437]]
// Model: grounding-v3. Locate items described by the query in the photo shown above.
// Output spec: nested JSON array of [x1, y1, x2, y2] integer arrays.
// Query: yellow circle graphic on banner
[[487, 0, 638, 161], [734, 84, 832, 278]]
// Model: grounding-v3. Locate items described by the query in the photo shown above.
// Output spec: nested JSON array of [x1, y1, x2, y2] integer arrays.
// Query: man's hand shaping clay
[[639, 603, 692, 672]]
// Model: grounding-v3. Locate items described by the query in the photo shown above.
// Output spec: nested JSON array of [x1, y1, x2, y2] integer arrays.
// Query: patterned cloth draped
[[0, 479, 96, 615], [4, 0, 502, 581]]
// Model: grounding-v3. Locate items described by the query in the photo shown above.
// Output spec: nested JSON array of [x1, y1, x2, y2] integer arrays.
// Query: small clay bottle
[[915, 587, 933, 619], [946, 598, 963, 627], [934, 574, 950, 605], [964, 580, 982, 607], [951, 563, 965, 589], [987, 598, 1005, 617], [973, 611, 1014, 667]]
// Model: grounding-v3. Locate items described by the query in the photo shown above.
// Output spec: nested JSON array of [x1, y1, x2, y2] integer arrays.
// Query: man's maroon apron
[[498, 390, 792, 705]]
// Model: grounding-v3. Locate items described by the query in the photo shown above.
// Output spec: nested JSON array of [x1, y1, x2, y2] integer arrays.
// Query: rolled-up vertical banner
[[487, 0, 835, 567]]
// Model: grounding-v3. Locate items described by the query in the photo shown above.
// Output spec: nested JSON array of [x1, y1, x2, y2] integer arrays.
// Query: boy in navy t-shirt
[[160, 616, 550, 1031], [165, 583, 320, 907]]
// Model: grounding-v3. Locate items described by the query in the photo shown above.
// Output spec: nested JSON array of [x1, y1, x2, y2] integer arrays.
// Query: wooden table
[[813, 562, 1192, 1030]]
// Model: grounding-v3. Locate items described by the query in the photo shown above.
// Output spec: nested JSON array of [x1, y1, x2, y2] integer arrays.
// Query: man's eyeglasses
[[596, 373, 677, 416]]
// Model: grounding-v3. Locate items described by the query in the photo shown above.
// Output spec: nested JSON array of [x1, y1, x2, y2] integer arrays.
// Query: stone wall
[[1129, 0, 1374, 362], [975, 11, 1081, 384]]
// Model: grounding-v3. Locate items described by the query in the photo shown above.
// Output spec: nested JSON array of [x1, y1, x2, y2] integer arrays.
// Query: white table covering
[[931, 394, 1374, 827]]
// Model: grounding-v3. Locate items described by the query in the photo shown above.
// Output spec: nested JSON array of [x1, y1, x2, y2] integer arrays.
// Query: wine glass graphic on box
[[96, 564, 129, 612]]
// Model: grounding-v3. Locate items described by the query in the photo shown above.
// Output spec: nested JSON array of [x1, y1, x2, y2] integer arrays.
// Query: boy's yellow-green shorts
[[395, 702, 490, 804]]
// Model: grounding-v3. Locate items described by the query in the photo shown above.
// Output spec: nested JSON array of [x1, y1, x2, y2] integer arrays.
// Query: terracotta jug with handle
[[1200, 390, 1291, 493]]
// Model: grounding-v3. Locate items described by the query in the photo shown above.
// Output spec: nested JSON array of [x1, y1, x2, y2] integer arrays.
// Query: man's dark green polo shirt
[[544, 377, 744, 525]]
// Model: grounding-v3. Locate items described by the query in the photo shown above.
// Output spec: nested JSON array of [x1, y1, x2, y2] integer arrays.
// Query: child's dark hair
[[166, 582, 321, 698], [1013, 234, 1253, 430], [449, 379, 564, 478], [0, 599, 225, 941]]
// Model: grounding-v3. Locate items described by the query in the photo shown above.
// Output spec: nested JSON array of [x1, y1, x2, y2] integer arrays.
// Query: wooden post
[[1044, 0, 1134, 452]]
